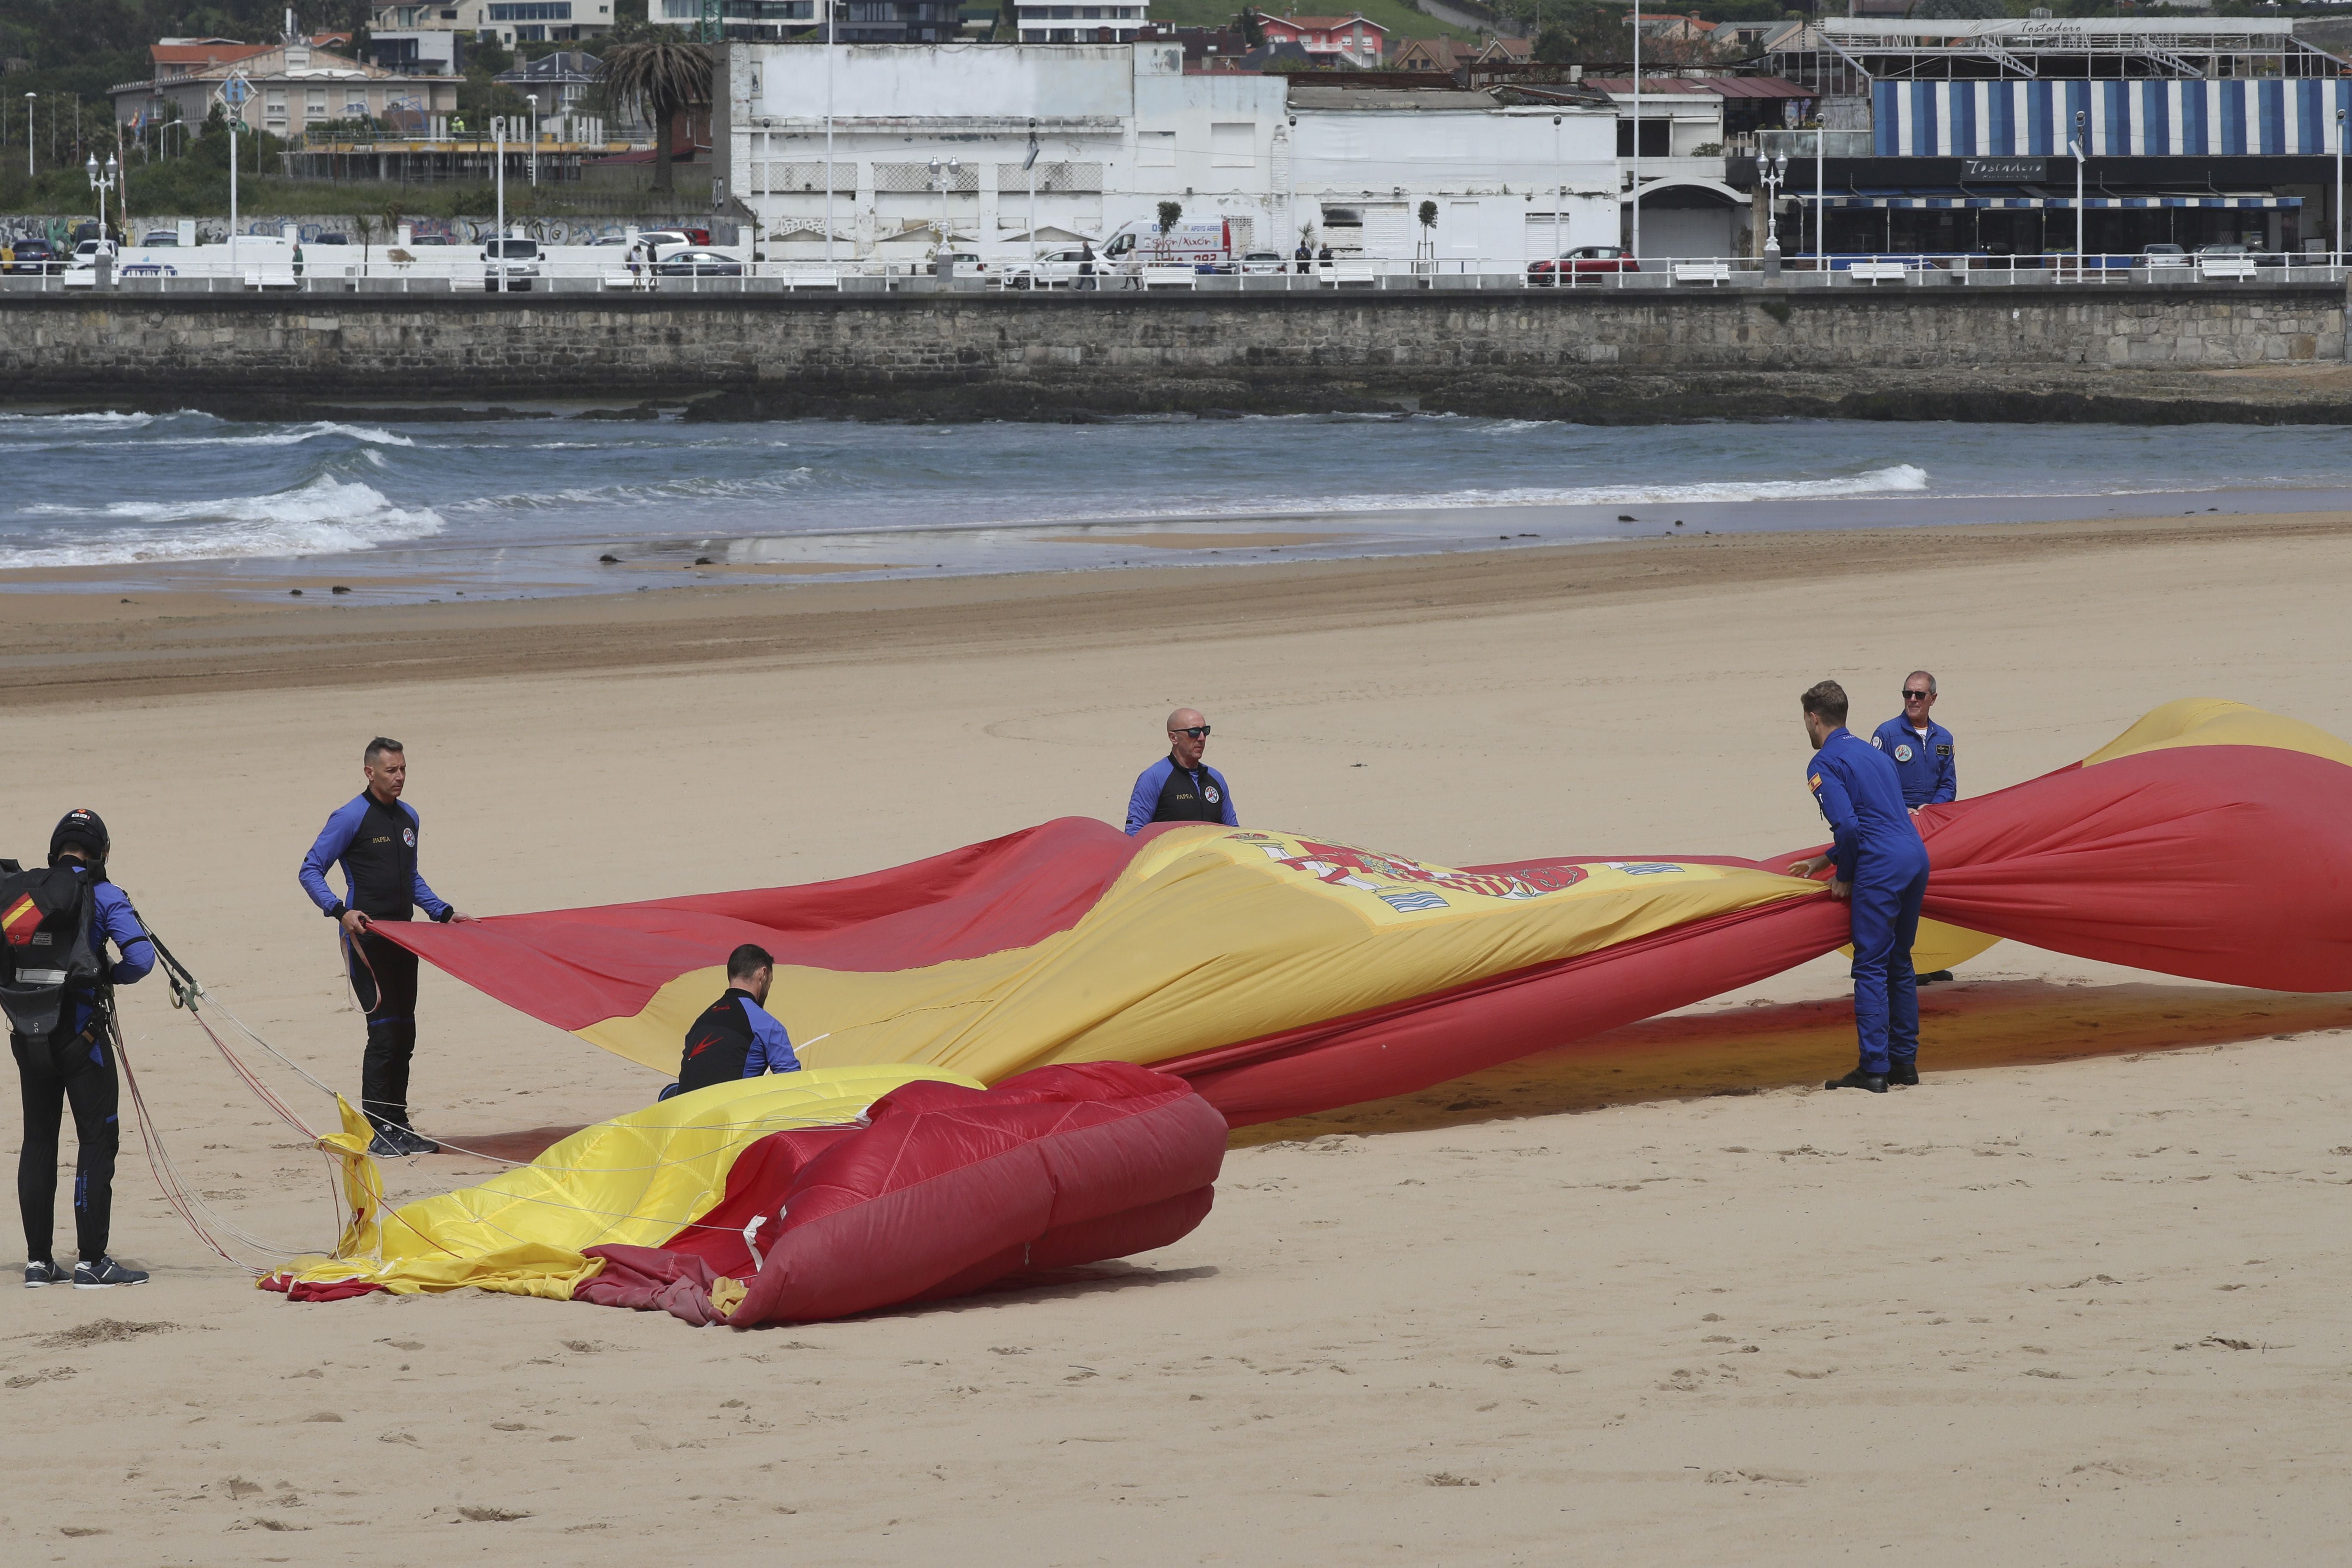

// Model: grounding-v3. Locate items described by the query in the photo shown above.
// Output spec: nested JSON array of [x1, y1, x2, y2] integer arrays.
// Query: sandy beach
[[3, 511, 2350, 1562]]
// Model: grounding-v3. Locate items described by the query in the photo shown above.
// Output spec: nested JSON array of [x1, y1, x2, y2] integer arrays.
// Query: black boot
[[1886, 1060, 1919, 1087], [1825, 1066, 1888, 1093], [1918, 971, 1955, 984]]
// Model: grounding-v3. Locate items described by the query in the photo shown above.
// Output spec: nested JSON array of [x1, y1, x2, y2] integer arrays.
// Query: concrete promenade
[[3, 283, 2347, 422]]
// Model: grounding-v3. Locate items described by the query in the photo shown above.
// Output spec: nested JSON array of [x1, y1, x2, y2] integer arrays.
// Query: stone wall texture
[[2, 284, 2343, 417]]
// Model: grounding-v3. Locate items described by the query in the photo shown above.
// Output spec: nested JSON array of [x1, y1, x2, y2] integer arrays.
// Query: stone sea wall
[[2, 284, 2345, 422]]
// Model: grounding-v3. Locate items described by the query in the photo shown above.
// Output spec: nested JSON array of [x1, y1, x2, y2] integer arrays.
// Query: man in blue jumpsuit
[[14, 810, 156, 1288], [666, 944, 802, 1100], [1786, 680, 1931, 1093], [299, 738, 474, 1157], [1125, 707, 1239, 836], [1870, 671, 1957, 812]]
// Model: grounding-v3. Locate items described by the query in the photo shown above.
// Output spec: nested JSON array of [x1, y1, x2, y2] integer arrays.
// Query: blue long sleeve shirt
[[1807, 727, 1929, 885], [1124, 756, 1239, 836], [298, 791, 452, 923], [1869, 717, 1957, 807], [741, 995, 799, 1077], [62, 870, 153, 1038]]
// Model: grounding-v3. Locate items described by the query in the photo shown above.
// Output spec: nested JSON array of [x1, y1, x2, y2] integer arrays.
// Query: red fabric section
[[1172, 743, 2352, 1124], [260, 1271, 388, 1303], [374, 818, 1143, 1032], [573, 1244, 732, 1326], [723, 1063, 1226, 1326]]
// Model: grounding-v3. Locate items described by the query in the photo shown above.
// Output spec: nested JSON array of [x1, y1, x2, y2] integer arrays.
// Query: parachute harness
[[129, 918, 866, 1277]]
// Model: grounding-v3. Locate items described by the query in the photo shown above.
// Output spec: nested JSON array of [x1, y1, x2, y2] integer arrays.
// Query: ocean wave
[[447, 467, 817, 512], [3, 475, 445, 567], [0, 410, 156, 427], [144, 421, 418, 448]]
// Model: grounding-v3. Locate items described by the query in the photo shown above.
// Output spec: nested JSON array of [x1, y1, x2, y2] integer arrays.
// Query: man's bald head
[[1167, 707, 1210, 768]]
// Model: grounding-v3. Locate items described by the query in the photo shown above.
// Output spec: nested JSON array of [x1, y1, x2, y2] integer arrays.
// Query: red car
[[1527, 245, 1642, 285]]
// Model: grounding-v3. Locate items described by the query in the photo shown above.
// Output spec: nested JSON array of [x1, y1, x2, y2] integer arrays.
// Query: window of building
[[488, 2, 572, 17], [1210, 121, 1252, 167], [306, 90, 328, 114]]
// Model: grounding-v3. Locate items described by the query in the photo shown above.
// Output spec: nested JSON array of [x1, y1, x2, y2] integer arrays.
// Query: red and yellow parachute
[[272, 700, 2352, 1320]]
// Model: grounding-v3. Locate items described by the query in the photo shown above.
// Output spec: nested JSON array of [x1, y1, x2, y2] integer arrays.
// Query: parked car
[[408, 234, 452, 246], [1001, 246, 1104, 289], [1201, 250, 1290, 275], [930, 250, 986, 273], [2140, 243, 2189, 268], [2, 238, 61, 275], [1528, 245, 1641, 284], [650, 248, 744, 277], [313, 231, 350, 245], [483, 236, 541, 290], [141, 230, 181, 247]]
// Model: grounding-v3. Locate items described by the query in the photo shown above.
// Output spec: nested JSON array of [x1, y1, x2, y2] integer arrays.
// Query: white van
[[1099, 216, 1249, 272]]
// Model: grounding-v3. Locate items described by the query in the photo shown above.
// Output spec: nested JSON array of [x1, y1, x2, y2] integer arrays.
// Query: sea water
[[4, 410, 2350, 598]]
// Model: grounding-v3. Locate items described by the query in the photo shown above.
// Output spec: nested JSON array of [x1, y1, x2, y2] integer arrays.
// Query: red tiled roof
[[151, 42, 272, 69]]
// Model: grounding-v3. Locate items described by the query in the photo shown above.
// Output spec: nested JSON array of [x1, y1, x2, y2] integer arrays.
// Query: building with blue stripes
[[1759, 19, 2351, 259]]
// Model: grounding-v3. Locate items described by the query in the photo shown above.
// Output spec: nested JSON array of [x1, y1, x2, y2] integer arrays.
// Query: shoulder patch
[[1936, 743, 1952, 756], [1870, 735, 1883, 750], [1808, 773, 1822, 792]]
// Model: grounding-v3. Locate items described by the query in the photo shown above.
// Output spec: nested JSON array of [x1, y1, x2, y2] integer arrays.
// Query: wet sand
[[3, 510, 2351, 1561]]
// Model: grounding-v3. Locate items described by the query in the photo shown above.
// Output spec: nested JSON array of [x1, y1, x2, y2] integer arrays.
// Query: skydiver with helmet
[[6, 809, 156, 1288]]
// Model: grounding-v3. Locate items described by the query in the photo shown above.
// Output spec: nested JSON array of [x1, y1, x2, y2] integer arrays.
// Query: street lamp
[[2336, 107, 2345, 267], [86, 152, 118, 248], [929, 156, 961, 278], [526, 92, 539, 187], [24, 92, 33, 178], [2069, 109, 2086, 277], [824, 0, 836, 265], [1760, 149, 1788, 277]]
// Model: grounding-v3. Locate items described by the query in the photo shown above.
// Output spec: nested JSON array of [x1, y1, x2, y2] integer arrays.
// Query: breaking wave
[[5, 475, 446, 567]]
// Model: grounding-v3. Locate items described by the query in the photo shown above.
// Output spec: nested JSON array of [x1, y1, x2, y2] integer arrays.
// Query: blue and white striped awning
[[1876, 80, 2352, 158], [1804, 192, 2301, 209]]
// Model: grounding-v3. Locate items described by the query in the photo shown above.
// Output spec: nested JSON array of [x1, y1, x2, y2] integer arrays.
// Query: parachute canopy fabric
[[383, 701, 2352, 1127], [272, 1061, 1226, 1325]]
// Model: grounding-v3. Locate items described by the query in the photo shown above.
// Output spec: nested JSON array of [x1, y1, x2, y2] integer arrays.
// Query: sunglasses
[[1170, 725, 1211, 739], [1902, 690, 1932, 701]]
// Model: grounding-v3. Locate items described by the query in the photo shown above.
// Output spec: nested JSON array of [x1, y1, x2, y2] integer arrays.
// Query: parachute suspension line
[[110, 1014, 328, 1273]]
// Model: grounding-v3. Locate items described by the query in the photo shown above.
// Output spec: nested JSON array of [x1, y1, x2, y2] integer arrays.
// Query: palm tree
[[600, 39, 714, 198]]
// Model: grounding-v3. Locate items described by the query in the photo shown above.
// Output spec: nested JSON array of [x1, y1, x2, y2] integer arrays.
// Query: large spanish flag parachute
[[276, 701, 2352, 1320]]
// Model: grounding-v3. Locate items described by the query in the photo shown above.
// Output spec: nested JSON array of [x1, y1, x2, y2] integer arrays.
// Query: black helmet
[[49, 808, 110, 875]]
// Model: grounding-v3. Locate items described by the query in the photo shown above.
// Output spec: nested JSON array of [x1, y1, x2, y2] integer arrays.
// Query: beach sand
[[3, 513, 2350, 1562]]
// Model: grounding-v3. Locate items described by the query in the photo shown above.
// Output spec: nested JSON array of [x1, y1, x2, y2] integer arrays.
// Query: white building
[[369, 2, 617, 47], [717, 42, 1620, 264]]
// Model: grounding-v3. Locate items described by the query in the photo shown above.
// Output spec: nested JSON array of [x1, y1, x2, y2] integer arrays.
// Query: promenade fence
[[5, 247, 2349, 297]]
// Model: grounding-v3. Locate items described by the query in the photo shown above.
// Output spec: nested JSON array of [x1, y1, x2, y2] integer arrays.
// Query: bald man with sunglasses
[[1124, 709, 1239, 835]]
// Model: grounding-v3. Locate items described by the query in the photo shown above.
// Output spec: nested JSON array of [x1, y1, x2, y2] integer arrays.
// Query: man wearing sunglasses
[[1870, 672, 1956, 814], [1124, 708, 1240, 836]]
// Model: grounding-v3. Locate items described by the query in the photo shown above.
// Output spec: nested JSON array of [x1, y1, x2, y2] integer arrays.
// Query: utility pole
[[1629, 6, 1641, 264], [2070, 109, 2086, 274], [824, 0, 836, 265]]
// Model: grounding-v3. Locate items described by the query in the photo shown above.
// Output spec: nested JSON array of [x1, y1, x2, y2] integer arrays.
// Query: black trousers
[[13, 1022, 118, 1264], [347, 929, 421, 1134]]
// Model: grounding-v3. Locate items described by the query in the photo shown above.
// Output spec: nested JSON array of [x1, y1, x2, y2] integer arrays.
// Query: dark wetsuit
[[299, 791, 452, 1134], [13, 868, 152, 1264], [1124, 755, 1239, 836], [674, 988, 799, 1099]]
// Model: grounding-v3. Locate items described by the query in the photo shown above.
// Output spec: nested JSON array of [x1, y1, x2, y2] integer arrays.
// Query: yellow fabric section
[[276, 1065, 980, 1298], [580, 830, 1826, 1084], [2081, 698, 2352, 771]]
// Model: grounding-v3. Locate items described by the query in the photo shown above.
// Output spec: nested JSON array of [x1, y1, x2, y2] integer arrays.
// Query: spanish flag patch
[[1, 894, 40, 947], [1808, 774, 1822, 792]]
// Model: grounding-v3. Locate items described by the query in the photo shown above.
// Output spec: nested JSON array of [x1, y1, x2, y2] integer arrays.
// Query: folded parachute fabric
[[267, 1063, 981, 1300], [268, 1062, 1227, 1326], [379, 700, 2352, 1127]]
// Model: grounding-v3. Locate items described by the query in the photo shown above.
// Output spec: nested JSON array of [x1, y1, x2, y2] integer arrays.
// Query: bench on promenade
[[1140, 265, 1198, 289], [2198, 257, 2257, 281], [449, 274, 487, 291], [244, 266, 300, 288], [1322, 261, 1380, 286], [601, 270, 642, 289], [787, 272, 841, 290], [1847, 260, 1908, 285], [1672, 260, 1732, 286]]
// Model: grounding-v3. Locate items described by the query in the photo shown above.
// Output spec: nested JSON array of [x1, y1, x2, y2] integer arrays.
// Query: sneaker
[[24, 1259, 66, 1288], [393, 1126, 440, 1156], [1886, 1061, 1920, 1087], [72, 1256, 148, 1289], [366, 1129, 409, 1158], [1919, 970, 1956, 984], [1825, 1067, 1889, 1094]]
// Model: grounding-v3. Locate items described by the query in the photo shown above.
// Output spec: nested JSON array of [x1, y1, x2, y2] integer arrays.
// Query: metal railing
[[3, 248, 2344, 296]]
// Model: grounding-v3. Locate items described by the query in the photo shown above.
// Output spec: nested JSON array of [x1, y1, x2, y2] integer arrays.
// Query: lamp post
[[494, 115, 507, 289], [930, 155, 961, 278], [2336, 106, 2345, 267], [24, 92, 33, 178], [1628, 7, 1641, 265], [1761, 149, 1787, 278], [2070, 109, 2086, 278], [526, 92, 539, 187], [86, 151, 117, 252], [1024, 121, 1040, 267], [824, 0, 836, 266]]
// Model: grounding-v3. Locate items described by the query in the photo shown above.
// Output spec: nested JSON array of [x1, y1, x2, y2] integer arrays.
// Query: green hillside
[[1145, 0, 1486, 46]]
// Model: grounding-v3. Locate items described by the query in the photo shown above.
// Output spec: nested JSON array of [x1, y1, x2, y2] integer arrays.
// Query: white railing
[[5, 248, 2344, 295]]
